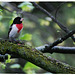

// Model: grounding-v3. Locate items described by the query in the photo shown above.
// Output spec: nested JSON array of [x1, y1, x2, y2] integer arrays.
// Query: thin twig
[[36, 30, 75, 54], [44, 30, 75, 53], [0, 5, 12, 12], [32, 2, 75, 42], [55, 3, 66, 19]]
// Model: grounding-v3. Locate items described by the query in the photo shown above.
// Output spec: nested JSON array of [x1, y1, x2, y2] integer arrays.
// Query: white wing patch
[[9, 24, 18, 38]]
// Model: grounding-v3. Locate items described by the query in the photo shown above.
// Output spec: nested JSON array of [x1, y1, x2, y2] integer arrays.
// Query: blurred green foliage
[[18, 2, 34, 12], [0, 2, 75, 74], [20, 33, 32, 41], [0, 62, 6, 69], [39, 19, 50, 26], [0, 9, 2, 14], [5, 54, 11, 64], [23, 62, 40, 74]]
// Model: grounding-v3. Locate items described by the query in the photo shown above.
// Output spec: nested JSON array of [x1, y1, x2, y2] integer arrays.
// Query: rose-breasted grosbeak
[[8, 17, 24, 42]]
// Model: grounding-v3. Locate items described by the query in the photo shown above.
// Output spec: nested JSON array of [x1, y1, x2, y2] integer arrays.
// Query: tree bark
[[0, 40, 75, 73]]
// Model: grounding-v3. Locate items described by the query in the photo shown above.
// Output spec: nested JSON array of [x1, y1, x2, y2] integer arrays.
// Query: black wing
[[8, 24, 13, 38]]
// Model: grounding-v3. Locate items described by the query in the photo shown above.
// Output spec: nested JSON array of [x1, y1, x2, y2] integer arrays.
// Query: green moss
[[0, 40, 75, 73]]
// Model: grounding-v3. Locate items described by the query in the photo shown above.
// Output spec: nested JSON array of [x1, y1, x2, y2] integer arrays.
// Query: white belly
[[9, 25, 21, 39]]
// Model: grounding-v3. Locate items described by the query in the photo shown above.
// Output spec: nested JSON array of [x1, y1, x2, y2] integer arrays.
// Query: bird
[[8, 17, 24, 42]]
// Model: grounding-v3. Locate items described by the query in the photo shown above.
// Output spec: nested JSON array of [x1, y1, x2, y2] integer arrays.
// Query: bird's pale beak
[[20, 18, 24, 21]]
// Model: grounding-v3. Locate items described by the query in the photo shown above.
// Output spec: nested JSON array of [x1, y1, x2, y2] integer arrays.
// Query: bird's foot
[[9, 38, 25, 45]]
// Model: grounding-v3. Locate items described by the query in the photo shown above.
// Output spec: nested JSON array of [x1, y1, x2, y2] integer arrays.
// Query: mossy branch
[[0, 40, 75, 73]]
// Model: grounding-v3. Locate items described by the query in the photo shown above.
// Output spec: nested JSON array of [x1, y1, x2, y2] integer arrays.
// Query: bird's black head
[[13, 17, 23, 24]]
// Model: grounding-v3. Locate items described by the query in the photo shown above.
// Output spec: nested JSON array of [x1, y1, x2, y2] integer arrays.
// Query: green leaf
[[20, 33, 32, 41], [0, 9, 3, 14], [18, 2, 33, 7], [0, 9, 2, 12], [18, 2, 34, 12], [5, 59, 11, 63], [23, 62, 40, 73], [1, 63, 6, 69], [5, 54, 11, 64], [8, 54, 11, 59], [23, 62, 39, 70], [73, 42, 75, 45], [9, 19, 13, 25]]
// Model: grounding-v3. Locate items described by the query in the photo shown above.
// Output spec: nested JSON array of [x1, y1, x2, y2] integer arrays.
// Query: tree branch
[[36, 30, 75, 54], [36, 45, 75, 54], [0, 5, 12, 12], [32, 2, 75, 42], [0, 40, 75, 73], [55, 3, 65, 19], [46, 30, 75, 51]]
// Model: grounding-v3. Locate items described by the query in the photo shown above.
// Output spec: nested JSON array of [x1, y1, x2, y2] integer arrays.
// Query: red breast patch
[[16, 23, 23, 33]]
